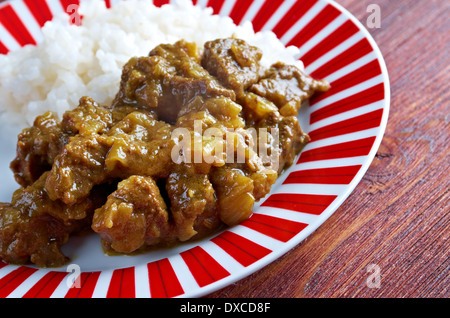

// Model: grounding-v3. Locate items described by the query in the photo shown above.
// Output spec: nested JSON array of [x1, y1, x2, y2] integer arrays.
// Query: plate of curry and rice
[[0, 0, 389, 298]]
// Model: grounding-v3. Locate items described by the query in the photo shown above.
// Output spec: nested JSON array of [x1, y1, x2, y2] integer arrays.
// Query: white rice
[[0, 0, 303, 127]]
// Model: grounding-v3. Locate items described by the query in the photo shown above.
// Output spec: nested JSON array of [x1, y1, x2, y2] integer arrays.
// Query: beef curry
[[0, 38, 329, 267]]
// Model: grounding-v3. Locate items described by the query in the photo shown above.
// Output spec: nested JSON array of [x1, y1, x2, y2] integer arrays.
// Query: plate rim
[[0, 0, 391, 298]]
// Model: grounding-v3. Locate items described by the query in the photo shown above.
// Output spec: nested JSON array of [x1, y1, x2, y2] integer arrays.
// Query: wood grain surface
[[206, 0, 450, 298]]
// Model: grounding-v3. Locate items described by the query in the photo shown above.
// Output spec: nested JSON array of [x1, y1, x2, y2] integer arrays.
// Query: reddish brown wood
[[206, 0, 450, 298]]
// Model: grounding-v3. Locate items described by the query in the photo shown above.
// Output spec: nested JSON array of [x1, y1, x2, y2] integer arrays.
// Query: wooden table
[[206, 0, 449, 298]]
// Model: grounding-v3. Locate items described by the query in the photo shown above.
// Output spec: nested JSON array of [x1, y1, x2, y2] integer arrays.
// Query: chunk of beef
[[176, 96, 245, 130], [112, 40, 235, 124], [202, 38, 264, 98], [249, 61, 330, 116], [166, 164, 219, 241], [209, 165, 255, 226], [10, 96, 114, 189], [44, 134, 112, 205], [92, 175, 171, 253], [256, 112, 310, 174], [45, 111, 175, 205], [0, 172, 106, 267], [10, 112, 69, 187], [105, 112, 175, 179], [61, 96, 113, 136]]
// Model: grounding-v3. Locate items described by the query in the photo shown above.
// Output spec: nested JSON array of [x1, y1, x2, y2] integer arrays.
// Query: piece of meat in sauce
[[249, 61, 330, 116], [176, 96, 245, 130], [202, 38, 264, 98], [166, 163, 220, 242], [92, 165, 220, 254], [45, 134, 112, 205], [174, 96, 248, 171], [10, 112, 70, 188], [10, 96, 113, 189], [105, 111, 175, 180], [112, 40, 235, 124], [0, 172, 107, 267], [45, 110, 175, 205], [255, 112, 310, 174], [92, 175, 171, 253], [208, 164, 259, 226]]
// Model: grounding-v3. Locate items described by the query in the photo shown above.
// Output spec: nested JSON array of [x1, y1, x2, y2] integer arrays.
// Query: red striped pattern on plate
[[107, 267, 135, 298], [65, 271, 101, 298], [181, 246, 231, 287], [0, 3, 37, 47], [147, 258, 184, 298], [283, 165, 362, 185], [297, 136, 377, 163], [261, 193, 337, 215], [0, 0, 389, 298], [23, 0, 53, 27], [211, 230, 272, 266], [0, 266, 38, 297], [242, 214, 309, 242], [308, 108, 383, 141], [23, 271, 67, 298]]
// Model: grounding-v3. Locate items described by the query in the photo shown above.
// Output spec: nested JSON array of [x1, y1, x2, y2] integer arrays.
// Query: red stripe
[[308, 108, 383, 142], [0, 266, 38, 297], [300, 19, 359, 67], [241, 214, 308, 242], [152, 0, 170, 7], [23, 0, 53, 27], [284, 165, 362, 185], [107, 267, 136, 298], [104, 0, 112, 9], [22, 271, 67, 298], [251, 0, 284, 32], [65, 272, 100, 298], [180, 246, 230, 287], [0, 4, 37, 47], [310, 83, 385, 124], [76, 272, 100, 298], [211, 231, 272, 267], [287, 4, 341, 48], [147, 262, 165, 298], [228, 0, 253, 25], [298, 136, 376, 163], [0, 261, 7, 270], [207, 0, 226, 15], [311, 60, 383, 105], [328, 59, 382, 91], [262, 193, 337, 215], [310, 38, 374, 79], [0, 41, 7, 54], [272, 0, 317, 39], [156, 259, 183, 298], [148, 258, 184, 298]]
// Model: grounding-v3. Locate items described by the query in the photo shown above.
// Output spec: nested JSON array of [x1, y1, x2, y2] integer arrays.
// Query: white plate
[[0, 0, 389, 298]]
